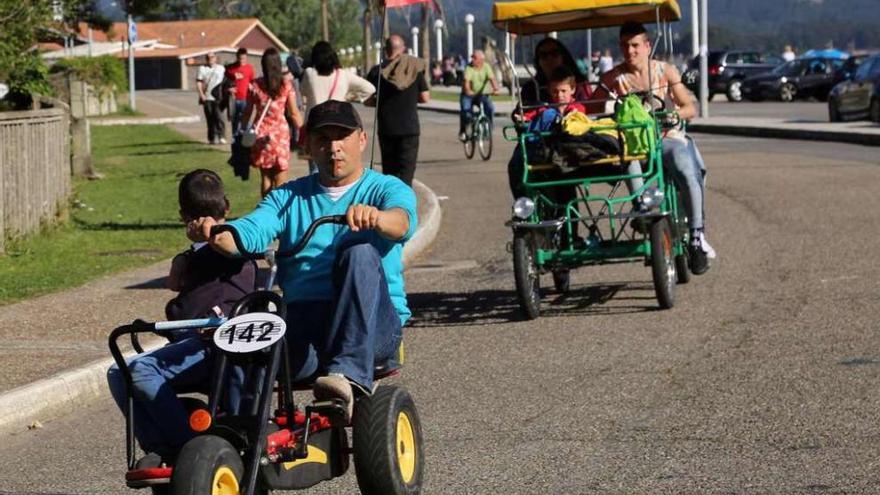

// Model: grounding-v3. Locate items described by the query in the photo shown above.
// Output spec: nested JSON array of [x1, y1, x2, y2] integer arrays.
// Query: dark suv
[[683, 50, 783, 102]]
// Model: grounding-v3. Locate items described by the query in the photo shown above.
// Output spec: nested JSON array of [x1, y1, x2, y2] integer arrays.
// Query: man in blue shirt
[[190, 100, 417, 422]]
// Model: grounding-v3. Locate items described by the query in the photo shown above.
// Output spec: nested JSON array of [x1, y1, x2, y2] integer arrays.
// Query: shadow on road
[[407, 282, 658, 328]]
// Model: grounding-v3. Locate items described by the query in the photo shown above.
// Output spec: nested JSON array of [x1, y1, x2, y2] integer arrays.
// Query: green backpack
[[615, 94, 655, 155]]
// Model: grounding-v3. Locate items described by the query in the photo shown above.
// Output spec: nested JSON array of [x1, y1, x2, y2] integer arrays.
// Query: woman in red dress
[[243, 48, 303, 197]]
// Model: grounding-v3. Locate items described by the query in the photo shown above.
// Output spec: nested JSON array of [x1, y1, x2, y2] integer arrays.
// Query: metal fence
[[0, 108, 71, 253]]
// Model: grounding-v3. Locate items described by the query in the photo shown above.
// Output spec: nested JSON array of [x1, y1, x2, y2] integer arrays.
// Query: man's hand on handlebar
[[346, 204, 381, 232], [187, 217, 238, 256]]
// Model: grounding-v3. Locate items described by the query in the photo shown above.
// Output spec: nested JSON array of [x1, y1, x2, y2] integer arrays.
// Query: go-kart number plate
[[213, 313, 286, 353]]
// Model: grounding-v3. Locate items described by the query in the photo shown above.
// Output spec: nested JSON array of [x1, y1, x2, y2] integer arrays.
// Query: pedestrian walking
[[301, 41, 375, 173], [241, 48, 304, 197], [366, 35, 430, 187], [196, 52, 227, 144], [225, 48, 255, 137]]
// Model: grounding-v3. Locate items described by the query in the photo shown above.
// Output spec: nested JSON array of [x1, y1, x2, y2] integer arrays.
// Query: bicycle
[[462, 99, 493, 161]]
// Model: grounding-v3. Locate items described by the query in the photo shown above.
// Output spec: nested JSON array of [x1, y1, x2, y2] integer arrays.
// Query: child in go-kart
[[107, 169, 256, 467]]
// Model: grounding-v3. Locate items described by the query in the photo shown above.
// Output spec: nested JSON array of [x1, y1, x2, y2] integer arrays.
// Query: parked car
[[828, 53, 880, 122], [683, 50, 782, 102], [740, 57, 846, 102]]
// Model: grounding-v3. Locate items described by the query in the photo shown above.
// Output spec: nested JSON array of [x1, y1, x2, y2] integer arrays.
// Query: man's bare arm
[[666, 65, 696, 121]]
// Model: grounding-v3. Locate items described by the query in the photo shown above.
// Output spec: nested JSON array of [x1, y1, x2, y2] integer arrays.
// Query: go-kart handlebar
[[210, 214, 347, 259]]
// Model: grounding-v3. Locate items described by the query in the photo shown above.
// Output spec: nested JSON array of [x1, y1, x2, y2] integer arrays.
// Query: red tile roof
[[77, 18, 287, 51]]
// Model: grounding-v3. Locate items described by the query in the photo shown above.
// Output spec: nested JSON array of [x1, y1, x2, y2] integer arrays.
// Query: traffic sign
[[128, 21, 137, 44]]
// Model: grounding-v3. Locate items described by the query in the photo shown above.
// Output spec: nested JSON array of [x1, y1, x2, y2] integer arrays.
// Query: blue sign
[[128, 22, 137, 43]]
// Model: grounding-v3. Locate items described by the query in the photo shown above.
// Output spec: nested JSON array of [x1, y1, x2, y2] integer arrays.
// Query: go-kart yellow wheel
[[353, 385, 424, 495], [170, 435, 244, 495]]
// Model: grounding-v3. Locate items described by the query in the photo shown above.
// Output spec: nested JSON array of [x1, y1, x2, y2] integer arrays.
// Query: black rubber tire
[[513, 232, 541, 320], [552, 269, 570, 293], [170, 435, 243, 495], [675, 254, 691, 284], [477, 119, 493, 161], [780, 83, 797, 102], [650, 218, 676, 309], [828, 99, 842, 122], [463, 121, 475, 159], [870, 98, 880, 123], [725, 80, 743, 102], [352, 386, 424, 495]]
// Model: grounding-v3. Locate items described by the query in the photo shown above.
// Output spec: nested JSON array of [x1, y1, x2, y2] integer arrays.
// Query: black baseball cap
[[306, 100, 363, 131]]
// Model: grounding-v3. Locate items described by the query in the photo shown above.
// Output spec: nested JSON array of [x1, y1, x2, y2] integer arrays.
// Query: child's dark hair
[[548, 65, 576, 87], [179, 169, 227, 220]]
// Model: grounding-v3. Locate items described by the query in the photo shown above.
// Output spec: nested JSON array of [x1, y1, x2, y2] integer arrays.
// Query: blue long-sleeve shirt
[[228, 169, 417, 324]]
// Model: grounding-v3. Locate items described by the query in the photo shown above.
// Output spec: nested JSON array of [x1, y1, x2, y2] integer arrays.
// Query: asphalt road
[[1, 111, 879, 494]]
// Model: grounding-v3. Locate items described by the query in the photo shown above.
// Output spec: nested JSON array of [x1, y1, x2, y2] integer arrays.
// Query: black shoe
[[688, 243, 710, 275]]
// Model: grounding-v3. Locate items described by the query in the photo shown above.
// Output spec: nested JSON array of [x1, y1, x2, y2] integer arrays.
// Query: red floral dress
[[247, 78, 293, 171]]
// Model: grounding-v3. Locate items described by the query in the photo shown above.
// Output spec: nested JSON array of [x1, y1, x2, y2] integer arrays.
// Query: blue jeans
[[107, 337, 243, 457], [662, 136, 706, 230], [231, 99, 247, 137], [286, 242, 402, 392], [459, 94, 495, 134]]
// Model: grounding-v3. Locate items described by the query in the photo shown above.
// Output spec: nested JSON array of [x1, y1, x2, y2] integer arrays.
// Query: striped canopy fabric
[[492, 0, 681, 34]]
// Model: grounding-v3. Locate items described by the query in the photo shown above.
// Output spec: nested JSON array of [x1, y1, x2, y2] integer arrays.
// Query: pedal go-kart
[[493, 0, 691, 319], [109, 216, 424, 495]]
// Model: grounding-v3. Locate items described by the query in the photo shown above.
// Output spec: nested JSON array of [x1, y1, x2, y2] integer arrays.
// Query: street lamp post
[[691, 0, 699, 57], [411, 27, 420, 57], [465, 14, 475, 59], [699, 0, 709, 117], [434, 19, 444, 62]]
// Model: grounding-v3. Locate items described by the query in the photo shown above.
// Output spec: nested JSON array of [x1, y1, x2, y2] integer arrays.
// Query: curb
[[403, 179, 442, 267], [90, 115, 201, 126], [417, 104, 880, 147], [687, 123, 880, 147], [0, 180, 443, 436], [420, 103, 512, 118]]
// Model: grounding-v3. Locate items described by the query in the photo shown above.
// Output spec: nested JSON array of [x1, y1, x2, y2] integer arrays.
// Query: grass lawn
[[0, 125, 261, 306], [429, 91, 514, 104]]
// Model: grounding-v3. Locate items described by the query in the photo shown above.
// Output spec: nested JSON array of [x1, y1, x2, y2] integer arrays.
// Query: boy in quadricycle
[[522, 65, 587, 128], [107, 169, 256, 468]]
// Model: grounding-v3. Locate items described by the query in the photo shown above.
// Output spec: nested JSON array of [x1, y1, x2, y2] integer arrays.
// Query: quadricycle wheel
[[650, 217, 676, 309], [352, 385, 424, 495], [512, 231, 541, 319]]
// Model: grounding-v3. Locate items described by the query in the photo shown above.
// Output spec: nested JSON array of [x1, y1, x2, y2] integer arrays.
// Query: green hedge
[[51, 55, 128, 96]]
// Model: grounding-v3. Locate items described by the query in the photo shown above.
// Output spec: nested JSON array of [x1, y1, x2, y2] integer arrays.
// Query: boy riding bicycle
[[107, 169, 256, 467], [459, 50, 501, 142]]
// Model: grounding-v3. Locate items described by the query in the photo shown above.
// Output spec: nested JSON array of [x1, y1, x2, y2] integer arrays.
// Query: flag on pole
[[385, 0, 431, 8]]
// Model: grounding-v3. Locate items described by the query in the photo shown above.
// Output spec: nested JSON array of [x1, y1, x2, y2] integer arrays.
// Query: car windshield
[[771, 60, 802, 76]]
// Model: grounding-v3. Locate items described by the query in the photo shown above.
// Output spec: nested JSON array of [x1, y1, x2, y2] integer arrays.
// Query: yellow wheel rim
[[396, 411, 417, 483], [211, 466, 240, 495]]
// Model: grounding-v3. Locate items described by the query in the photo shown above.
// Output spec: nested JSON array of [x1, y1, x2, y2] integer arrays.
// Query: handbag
[[241, 98, 271, 148]]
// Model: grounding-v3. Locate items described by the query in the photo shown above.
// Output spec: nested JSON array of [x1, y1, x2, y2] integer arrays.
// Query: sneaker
[[699, 232, 717, 260], [458, 132, 468, 142], [313, 373, 353, 424], [218, 137, 228, 145], [630, 201, 648, 234], [688, 235, 710, 275]]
